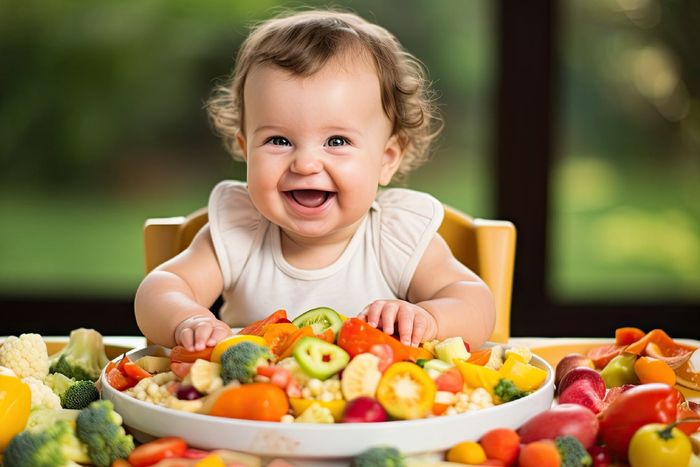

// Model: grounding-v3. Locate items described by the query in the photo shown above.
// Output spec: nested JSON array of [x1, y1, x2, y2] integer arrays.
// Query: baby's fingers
[[411, 315, 429, 347], [192, 321, 216, 351], [207, 323, 232, 347], [396, 308, 415, 346], [364, 301, 385, 328], [177, 327, 195, 351]]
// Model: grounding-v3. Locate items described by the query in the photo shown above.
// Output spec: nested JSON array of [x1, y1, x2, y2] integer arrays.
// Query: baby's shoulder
[[208, 180, 263, 230], [373, 188, 445, 298], [375, 187, 444, 224]]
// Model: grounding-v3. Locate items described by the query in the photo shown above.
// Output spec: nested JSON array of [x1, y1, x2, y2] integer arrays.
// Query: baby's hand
[[175, 315, 232, 352], [358, 300, 437, 347]]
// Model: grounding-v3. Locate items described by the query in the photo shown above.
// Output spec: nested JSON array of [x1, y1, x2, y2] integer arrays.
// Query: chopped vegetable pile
[[3, 315, 698, 466], [105, 308, 546, 425]]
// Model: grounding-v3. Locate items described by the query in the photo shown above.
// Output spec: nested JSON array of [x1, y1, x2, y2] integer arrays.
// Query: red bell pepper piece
[[598, 382, 680, 461], [336, 318, 412, 363]]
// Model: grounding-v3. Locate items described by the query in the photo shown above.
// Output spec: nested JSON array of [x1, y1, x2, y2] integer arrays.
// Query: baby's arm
[[361, 233, 496, 349], [134, 225, 231, 350]]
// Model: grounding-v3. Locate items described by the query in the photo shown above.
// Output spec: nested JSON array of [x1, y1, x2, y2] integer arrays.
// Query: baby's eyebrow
[[252, 125, 287, 135]]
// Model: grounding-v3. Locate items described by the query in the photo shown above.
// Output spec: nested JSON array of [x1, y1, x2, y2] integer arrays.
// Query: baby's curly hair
[[207, 9, 442, 181]]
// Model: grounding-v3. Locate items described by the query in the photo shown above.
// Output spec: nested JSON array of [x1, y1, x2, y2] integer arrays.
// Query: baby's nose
[[290, 148, 323, 174]]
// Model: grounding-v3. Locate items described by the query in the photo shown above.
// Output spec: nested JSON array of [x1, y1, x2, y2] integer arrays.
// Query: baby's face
[[238, 54, 403, 243]]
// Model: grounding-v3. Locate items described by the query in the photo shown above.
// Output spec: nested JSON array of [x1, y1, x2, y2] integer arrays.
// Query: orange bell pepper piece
[[624, 329, 695, 357], [276, 326, 315, 360], [237, 309, 288, 336]]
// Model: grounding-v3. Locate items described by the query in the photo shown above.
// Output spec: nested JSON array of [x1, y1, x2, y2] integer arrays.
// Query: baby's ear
[[379, 134, 404, 186], [236, 132, 248, 160]]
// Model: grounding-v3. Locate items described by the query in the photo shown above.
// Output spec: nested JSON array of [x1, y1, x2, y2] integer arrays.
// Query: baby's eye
[[266, 136, 291, 146], [326, 136, 349, 147]]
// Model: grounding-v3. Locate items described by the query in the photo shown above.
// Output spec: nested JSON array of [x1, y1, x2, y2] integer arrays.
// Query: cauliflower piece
[[294, 402, 334, 424], [0, 365, 18, 377], [22, 376, 62, 410], [484, 345, 505, 370], [0, 333, 50, 379]]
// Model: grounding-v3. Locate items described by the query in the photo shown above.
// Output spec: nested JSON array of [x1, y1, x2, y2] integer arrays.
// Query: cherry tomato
[[127, 436, 188, 467], [170, 361, 193, 379], [435, 367, 464, 393], [369, 344, 393, 372], [627, 423, 691, 467]]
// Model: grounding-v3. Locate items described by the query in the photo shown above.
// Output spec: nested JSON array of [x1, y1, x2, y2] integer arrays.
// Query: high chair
[[143, 204, 516, 343]]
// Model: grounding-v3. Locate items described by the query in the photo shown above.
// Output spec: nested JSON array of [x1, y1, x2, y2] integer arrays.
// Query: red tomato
[[598, 383, 680, 460], [435, 368, 464, 393], [123, 361, 152, 381], [170, 345, 213, 363], [127, 437, 188, 467]]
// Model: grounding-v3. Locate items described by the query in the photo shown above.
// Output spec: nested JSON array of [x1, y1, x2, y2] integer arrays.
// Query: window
[[553, 0, 700, 302]]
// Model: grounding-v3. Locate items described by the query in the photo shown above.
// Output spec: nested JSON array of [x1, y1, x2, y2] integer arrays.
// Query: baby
[[135, 9, 495, 353]]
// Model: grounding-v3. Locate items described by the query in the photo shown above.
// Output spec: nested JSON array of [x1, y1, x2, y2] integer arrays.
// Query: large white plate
[[102, 345, 554, 466]]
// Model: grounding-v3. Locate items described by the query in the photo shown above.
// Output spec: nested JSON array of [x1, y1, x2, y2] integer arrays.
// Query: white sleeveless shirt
[[208, 180, 444, 326]]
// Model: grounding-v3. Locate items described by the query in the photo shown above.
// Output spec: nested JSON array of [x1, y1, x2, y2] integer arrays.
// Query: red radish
[[176, 385, 203, 400], [342, 396, 388, 423]]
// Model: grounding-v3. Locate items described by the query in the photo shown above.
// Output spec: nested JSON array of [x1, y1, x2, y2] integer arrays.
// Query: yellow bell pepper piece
[[0, 374, 32, 451], [195, 454, 226, 467], [210, 335, 268, 363], [454, 360, 502, 396], [499, 355, 547, 391]]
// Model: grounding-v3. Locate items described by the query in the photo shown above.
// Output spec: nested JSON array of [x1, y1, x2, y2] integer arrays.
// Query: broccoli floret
[[44, 372, 75, 396], [351, 446, 405, 467], [4, 420, 88, 467], [220, 341, 271, 384], [61, 380, 100, 409], [555, 435, 592, 467], [49, 328, 110, 381], [75, 400, 134, 466], [494, 377, 531, 402]]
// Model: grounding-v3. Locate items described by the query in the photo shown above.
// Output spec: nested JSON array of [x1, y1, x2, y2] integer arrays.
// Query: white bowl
[[102, 345, 554, 466]]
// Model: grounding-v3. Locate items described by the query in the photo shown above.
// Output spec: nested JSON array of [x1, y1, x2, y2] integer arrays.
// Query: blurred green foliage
[[1, 0, 697, 302], [552, 0, 700, 300]]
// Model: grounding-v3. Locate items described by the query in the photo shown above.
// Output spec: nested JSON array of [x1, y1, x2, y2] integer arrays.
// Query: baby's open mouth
[[287, 190, 335, 208]]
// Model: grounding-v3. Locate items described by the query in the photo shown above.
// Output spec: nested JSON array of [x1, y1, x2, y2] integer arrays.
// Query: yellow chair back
[[143, 204, 515, 342]]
